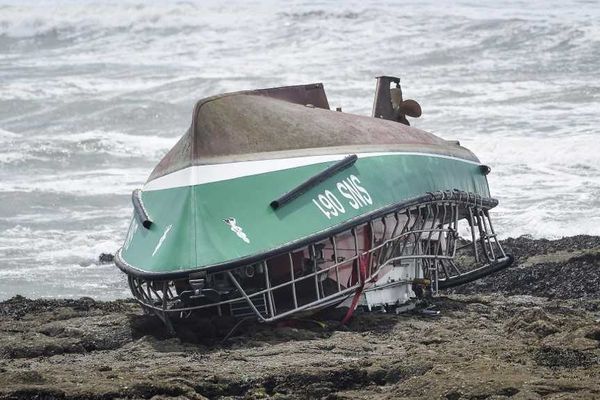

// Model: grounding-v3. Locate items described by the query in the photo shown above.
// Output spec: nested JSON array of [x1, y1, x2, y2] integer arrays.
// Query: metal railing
[[128, 190, 510, 329]]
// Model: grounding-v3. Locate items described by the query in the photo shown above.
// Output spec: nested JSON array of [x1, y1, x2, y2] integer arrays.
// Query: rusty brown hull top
[[148, 83, 478, 182]]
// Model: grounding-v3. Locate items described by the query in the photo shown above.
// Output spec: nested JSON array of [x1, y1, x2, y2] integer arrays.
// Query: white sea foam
[[50, 130, 177, 158], [0, 130, 175, 166], [1, 0, 598, 299], [0, 168, 149, 195], [0, 128, 20, 139], [0, 2, 206, 38], [464, 134, 600, 239], [465, 134, 600, 172]]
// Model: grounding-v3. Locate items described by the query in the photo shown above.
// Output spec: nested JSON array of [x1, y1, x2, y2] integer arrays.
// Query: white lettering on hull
[[312, 175, 373, 219]]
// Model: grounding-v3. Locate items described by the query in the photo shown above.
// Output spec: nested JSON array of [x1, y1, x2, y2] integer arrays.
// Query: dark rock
[[533, 346, 598, 368], [450, 236, 600, 299], [98, 253, 114, 263]]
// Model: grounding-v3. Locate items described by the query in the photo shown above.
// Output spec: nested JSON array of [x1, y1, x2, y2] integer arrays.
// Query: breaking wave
[[1, 0, 599, 299]]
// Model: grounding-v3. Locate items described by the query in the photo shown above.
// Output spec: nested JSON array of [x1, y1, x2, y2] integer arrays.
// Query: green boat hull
[[116, 151, 489, 277]]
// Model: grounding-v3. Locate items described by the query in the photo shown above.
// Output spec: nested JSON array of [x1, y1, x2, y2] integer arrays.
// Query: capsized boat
[[115, 76, 513, 331]]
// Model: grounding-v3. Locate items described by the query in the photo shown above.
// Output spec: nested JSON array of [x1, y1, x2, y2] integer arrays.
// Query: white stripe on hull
[[143, 151, 480, 192]]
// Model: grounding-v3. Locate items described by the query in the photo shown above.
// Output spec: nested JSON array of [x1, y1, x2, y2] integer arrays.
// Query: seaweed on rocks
[[1, 236, 600, 399], [450, 236, 600, 299]]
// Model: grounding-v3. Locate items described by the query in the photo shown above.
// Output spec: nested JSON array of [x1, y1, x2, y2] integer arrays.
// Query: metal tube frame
[[127, 191, 510, 325]]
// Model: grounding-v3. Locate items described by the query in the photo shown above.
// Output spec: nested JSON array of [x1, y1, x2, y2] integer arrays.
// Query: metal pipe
[[331, 235, 341, 292], [132, 189, 152, 229], [311, 244, 321, 300], [263, 261, 276, 317], [227, 271, 267, 322], [270, 154, 357, 209], [289, 253, 298, 309]]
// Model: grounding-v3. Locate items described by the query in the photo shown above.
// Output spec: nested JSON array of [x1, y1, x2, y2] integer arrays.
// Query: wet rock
[[532, 346, 598, 368], [585, 327, 600, 342], [14, 370, 46, 384], [1, 235, 600, 399], [98, 252, 114, 263], [451, 236, 600, 299], [505, 308, 560, 338]]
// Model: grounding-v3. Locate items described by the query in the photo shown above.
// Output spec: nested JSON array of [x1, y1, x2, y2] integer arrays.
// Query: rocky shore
[[1, 236, 599, 400]]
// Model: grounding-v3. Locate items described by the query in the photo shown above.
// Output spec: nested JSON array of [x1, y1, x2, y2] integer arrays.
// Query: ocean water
[[0, 0, 598, 300]]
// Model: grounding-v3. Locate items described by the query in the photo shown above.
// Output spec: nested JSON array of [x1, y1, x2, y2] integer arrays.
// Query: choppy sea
[[0, 0, 598, 300]]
